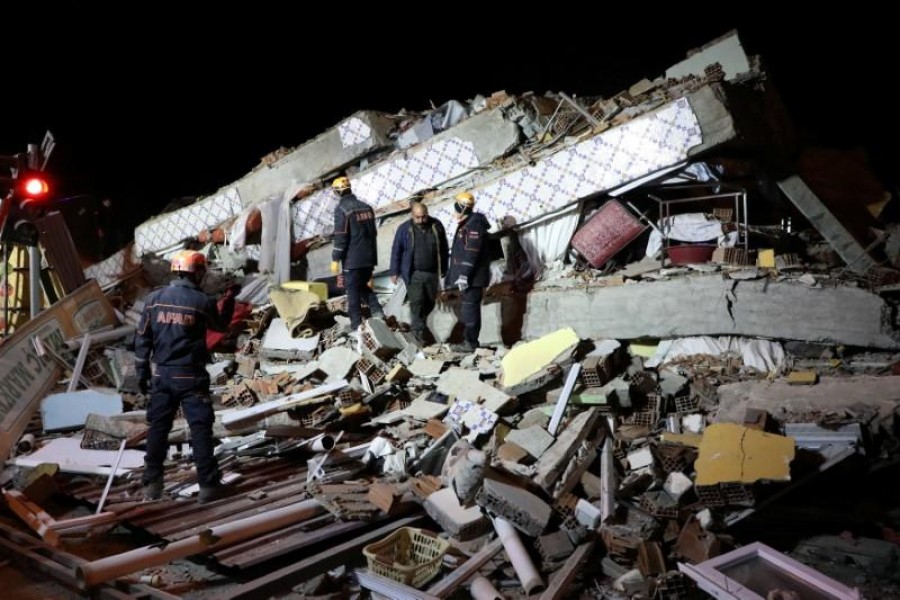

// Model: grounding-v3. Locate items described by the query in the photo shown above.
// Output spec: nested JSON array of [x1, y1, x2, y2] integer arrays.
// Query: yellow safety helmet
[[170, 250, 207, 274], [455, 191, 475, 207], [332, 176, 351, 193]]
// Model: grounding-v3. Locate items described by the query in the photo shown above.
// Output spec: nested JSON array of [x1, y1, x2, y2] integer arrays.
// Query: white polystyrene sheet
[[261, 318, 320, 352], [12, 436, 144, 475], [645, 213, 731, 258], [517, 205, 581, 277], [647, 336, 786, 373]]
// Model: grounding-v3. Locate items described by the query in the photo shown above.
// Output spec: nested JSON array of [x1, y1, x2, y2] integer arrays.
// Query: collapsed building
[[1, 30, 898, 599]]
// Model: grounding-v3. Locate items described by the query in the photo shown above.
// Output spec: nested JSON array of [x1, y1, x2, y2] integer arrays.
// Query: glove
[[138, 376, 150, 395], [330, 261, 340, 275], [455, 276, 469, 292]]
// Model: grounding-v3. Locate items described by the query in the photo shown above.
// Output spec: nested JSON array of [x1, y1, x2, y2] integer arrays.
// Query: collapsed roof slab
[[234, 111, 395, 208], [430, 84, 736, 238], [134, 112, 394, 257], [510, 276, 899, 350], [352, 106, 522, 210]]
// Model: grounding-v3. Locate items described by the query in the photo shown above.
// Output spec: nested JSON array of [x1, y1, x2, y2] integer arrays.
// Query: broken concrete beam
[[234, 111, 394, 208], [475, 478, 552, 538], [423, 487, 491, 541], [778, 175, 876, 275], [521, 277, 900, 350], [534, 408, 601, 492], [715, 376, 900, 423]]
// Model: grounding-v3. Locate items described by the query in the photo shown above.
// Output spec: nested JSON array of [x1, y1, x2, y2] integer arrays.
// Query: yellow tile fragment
[[500, 328, 579, 388], [694, 423, 794, 486]]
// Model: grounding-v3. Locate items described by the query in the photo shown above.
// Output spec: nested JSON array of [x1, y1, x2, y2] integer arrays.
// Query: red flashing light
[[14, 171, 51, 201]]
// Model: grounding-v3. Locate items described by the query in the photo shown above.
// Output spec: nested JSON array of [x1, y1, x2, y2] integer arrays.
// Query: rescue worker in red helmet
[[134, 250, 239, 503]]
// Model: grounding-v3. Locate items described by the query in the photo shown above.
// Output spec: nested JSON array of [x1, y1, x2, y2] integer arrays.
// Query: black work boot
[[142, 478, 163, 501], [198, 484, 228, 504]]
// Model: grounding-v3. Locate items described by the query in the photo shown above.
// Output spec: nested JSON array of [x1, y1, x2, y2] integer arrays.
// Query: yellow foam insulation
[[629, 341, 658, 358], [500, 327, 579, 388], [694, 423, 795, 486]]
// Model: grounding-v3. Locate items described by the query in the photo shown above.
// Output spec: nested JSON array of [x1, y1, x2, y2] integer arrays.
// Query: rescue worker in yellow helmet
[[445, 191, 491, 353], [134, 250, 240, 503], [330, 176, 384, 330]]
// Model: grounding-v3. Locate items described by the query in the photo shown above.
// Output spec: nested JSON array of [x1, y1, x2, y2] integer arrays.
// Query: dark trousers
[[407, 271, 439, 336], [461, 286, 484, 345], [142, 365, 220, 487], [345, 266, 383, 330]]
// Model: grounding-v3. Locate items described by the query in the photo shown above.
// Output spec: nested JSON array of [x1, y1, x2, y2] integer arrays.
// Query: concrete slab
[[521, 277, 900, 350]]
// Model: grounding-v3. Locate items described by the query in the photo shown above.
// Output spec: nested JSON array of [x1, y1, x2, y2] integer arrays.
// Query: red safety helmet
[[170, 250, 207, 274]]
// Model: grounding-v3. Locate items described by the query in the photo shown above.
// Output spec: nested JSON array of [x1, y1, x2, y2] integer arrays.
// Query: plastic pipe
[[76, 499, 324, 588]]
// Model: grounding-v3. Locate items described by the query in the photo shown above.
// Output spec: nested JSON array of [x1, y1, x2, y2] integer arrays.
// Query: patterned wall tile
[[338, 117, 372, 148], [292, 189, 338, 241], [353, 138, 479, 209], [433, 98, 702, 242], [84, 247, 138, 288], [135, 188, 243, 256]]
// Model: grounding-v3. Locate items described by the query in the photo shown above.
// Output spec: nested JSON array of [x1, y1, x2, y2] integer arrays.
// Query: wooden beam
[[426, 538, 503, 598], [538, 540, 595, 600], [220, 515, 427, 600], [355, 568, 441, 600]]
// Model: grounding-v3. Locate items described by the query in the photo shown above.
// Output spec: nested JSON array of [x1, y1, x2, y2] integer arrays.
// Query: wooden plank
[[355, 568, 441, 600], [538, 540, 595, 600], [221, 515, 427, 600], [426, 537, 503, 598]]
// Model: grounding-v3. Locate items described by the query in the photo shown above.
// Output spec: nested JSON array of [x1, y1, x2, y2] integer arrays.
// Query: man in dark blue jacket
[[445, 191, 491, 353], [330, 176, 384, 331], [389, 202, 448, 343], [134, 250, 238, 503]]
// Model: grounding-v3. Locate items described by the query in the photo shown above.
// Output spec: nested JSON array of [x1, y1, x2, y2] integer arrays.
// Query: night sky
[[2, 7, 896, 239]]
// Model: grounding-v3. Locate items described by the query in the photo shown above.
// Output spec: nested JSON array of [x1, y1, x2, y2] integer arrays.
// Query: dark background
[[1, 6, 896, 252]]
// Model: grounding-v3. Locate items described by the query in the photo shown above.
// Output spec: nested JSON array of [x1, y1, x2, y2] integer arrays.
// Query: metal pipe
[[29, 245, 40, 318], [470, 575, 503, 600], [492, 517, 543, 595], [76, 499, 325, 588], [65, 325, 135, 350], [16, 433, 35, 454], [96, 440, 126, 514]]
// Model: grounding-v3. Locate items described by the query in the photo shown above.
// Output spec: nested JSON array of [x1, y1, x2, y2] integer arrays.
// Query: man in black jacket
[[445, 191, 491, 353], [389, 202, 448, 344], [135, 250, 238, 503], [330, 176, 384, 331]]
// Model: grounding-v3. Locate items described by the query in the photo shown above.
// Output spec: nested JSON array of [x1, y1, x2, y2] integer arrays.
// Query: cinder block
[[475, 478, 551, 538], [424, 487, 491, 541]]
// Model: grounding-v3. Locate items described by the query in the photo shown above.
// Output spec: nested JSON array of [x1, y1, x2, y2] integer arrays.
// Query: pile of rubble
[[3, 29, 900, 599]]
